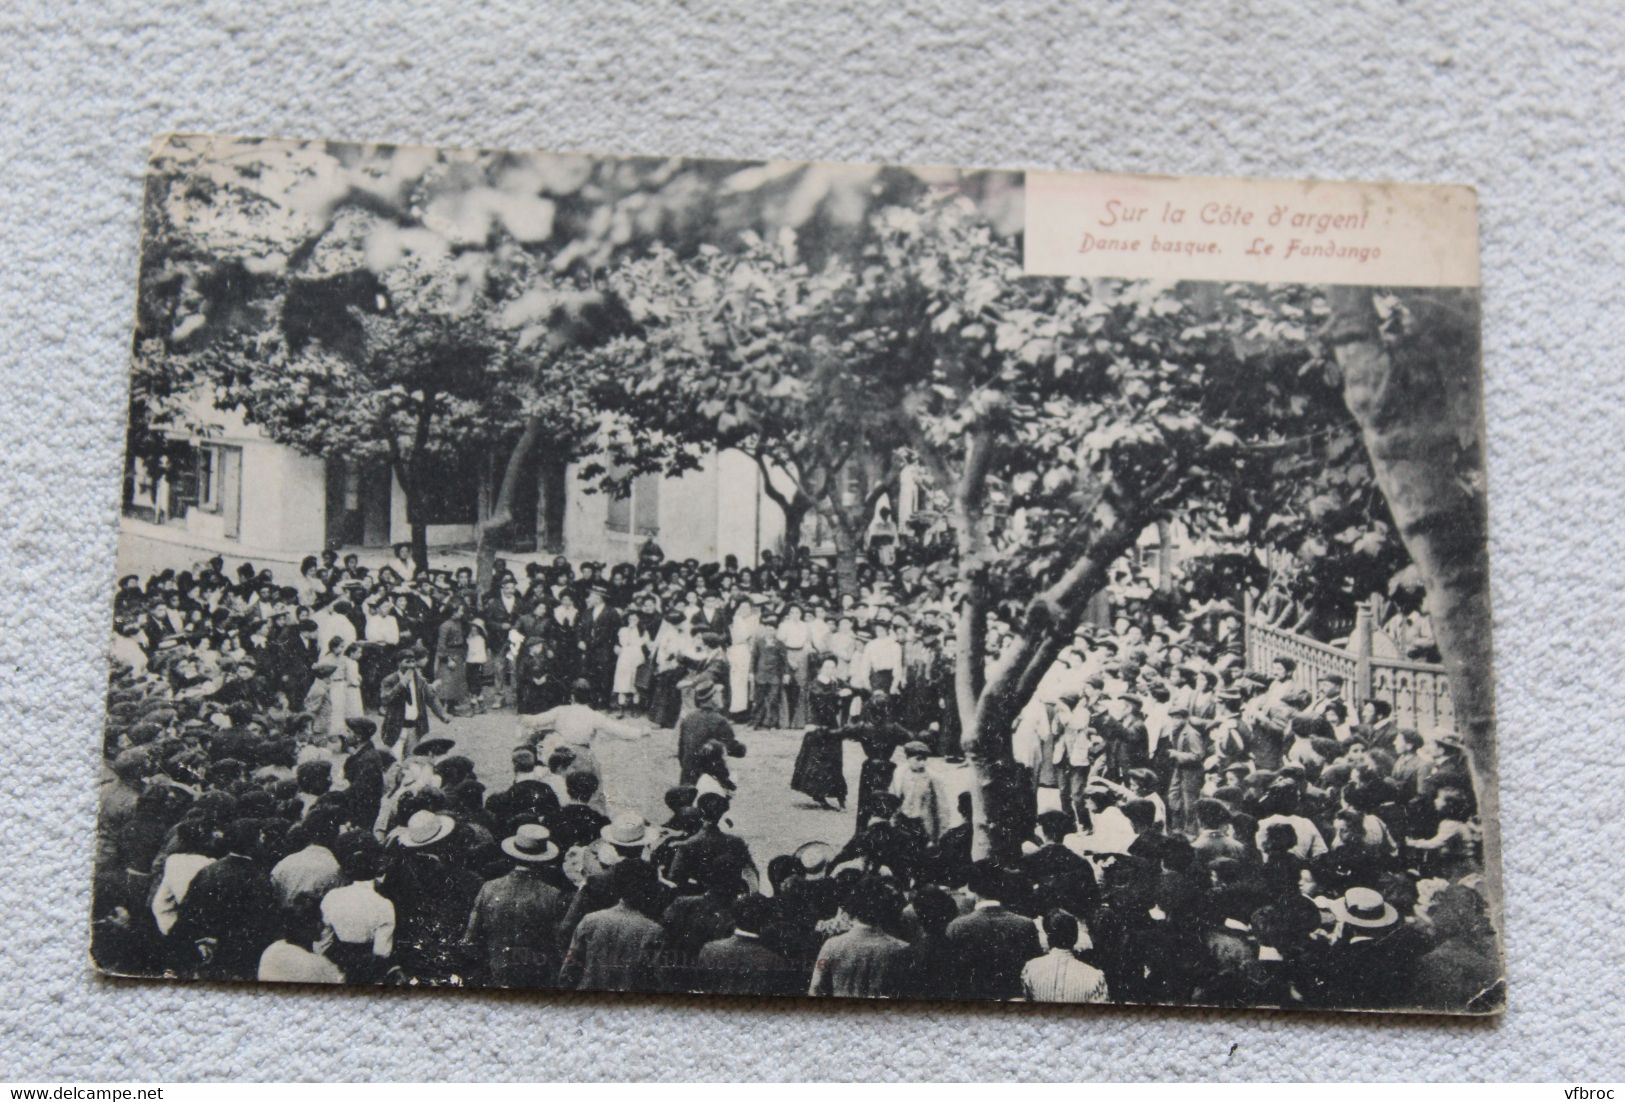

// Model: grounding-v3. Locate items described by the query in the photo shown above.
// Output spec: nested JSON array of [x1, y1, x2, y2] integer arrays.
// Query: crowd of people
[[92, 534, 1500, 1012]]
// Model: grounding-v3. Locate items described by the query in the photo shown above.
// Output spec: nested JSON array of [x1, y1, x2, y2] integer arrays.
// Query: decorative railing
[[1243, 594, 1456, 735]]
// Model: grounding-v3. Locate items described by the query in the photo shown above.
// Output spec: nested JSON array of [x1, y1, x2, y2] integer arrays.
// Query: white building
[[120, 389, 792, 571]]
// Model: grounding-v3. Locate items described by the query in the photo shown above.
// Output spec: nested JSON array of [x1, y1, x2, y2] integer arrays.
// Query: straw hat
[[398, 810, 456, 849], [1329, 886, 1399, 930], [501, 823, 560, 863]]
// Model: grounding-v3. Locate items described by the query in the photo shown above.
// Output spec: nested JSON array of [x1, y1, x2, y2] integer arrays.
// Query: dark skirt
[[857, 758, 897, 822], [652, 669, 683, 728], [791, 728, 848, 802]]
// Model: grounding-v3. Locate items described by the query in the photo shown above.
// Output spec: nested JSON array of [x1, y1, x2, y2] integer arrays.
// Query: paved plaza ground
[[428, 705, 978, 865]]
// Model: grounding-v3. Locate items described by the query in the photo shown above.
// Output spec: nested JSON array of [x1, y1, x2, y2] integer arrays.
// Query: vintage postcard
[[93, 134, 1502, 1015]]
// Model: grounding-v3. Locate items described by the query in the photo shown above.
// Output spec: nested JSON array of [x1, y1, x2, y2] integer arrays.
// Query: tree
[[132, 138, 592, 569], [1325, 286, 1497, 901], [131, 136, 1022, 579], [848, 198, 1384, 859], [583, 236, 914, 593]]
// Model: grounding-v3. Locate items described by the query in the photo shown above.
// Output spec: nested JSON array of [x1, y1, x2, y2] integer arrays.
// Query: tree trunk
[[1156, 519, 1173, 590], [781, 498, 809, 552], [946, 430, 1012, 862], [753, 453, 814, 562], [944, 428, 1157, 861], [475, 417, 547, 591], [829, 518, 862, 598], [472, 454, 497, 589], [392, 460, 431, 575], [1327, 286, 1502, 916], [401, 392, 438, 574], [535, 450, 568, 555]]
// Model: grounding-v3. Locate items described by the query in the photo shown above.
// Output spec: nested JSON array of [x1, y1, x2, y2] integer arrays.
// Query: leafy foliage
[[129, 137, 1023, 544]]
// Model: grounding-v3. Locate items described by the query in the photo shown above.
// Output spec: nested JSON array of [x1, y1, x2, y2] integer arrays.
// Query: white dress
[[728, 610, 759, 710], [612, 624, 647, 695]]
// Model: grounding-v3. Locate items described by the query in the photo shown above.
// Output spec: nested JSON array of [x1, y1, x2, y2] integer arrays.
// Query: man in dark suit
[[669, 793, 758, 893], [807, 876, 910, 997], [379, 649, 447, 756], [749, 621, 790, 729], [558, 859, 666, 992], [1024, 810, 1093, 883], [658, 861, 742, 991], [580, 585, 621, 707], [170, 818, 279, 980], [341, 717, 386, 829], [677, 686, 744, 785], [944, 860, 1043, 1000], [482, 575, 524, 706], [1164, 706, 1207, 836], [694, 894, 800, 996], [1191, 798, 1250, 868]]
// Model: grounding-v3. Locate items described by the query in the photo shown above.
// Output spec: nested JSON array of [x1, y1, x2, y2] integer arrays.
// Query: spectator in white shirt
[[318, 833, 395, 981], [259, 898, 344, 984], [110, 622, 148, 675], [858, 620, 904, 694], [151, 818, 217, 936]]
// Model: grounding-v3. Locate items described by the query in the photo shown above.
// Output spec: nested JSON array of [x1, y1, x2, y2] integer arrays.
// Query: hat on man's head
[[398, 810, 456, 849], [411, 737, 455, 759], [501, 823, 560, 864], [795, 840, 835, 874], [1329, 886, 1399, 930], [600, 812, 659, 851], [345, 717, 378, 738], [902, 740, 932, 758]]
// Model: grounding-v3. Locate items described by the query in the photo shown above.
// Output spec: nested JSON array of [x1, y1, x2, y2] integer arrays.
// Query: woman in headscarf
[[434, 603, 470, 716]]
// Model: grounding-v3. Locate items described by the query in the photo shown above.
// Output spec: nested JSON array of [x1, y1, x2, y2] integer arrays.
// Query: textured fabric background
[[2, 0, 1622, 1082]]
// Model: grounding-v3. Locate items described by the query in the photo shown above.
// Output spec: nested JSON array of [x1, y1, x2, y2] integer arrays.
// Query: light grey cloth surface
[[2, 0, 1622, 1082]]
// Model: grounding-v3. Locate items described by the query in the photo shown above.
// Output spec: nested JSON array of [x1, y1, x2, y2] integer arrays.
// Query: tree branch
[[751, 450, 807, 517], [479, 414, 547, 535], [973, 514, 1147, 749]]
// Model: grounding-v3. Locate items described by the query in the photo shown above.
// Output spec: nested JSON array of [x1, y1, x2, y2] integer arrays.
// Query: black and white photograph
[[91, 133, 1503, 1016]]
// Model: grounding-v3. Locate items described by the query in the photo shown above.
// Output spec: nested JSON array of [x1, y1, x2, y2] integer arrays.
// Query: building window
[[606, 490, 631, 533], [196, 446, 219, 512], [606, 473, 660, 536], [632, 473, 659, 535]]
